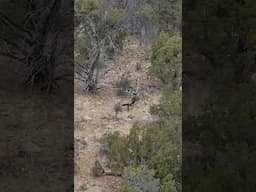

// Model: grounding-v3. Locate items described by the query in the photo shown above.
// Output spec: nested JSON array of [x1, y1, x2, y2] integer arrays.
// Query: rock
[[128, 115, 134, 119], [75, 137, 87, 150]]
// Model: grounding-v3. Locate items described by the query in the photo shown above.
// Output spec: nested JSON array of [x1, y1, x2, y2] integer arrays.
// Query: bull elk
[[119, 87, 138, 111]]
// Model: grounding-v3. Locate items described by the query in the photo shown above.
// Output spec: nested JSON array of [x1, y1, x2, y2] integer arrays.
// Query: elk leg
[[127, 105, 129, 111]]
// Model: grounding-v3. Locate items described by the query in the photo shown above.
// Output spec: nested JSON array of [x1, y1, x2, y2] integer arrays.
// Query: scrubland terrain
[[74, 36, 163, 192]]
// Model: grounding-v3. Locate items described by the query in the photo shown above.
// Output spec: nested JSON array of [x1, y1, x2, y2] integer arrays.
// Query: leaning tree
[[74, 0, 126, 92]]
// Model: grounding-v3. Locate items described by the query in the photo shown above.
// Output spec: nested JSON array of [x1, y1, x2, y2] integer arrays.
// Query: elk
[[119, 87, 138, 111]]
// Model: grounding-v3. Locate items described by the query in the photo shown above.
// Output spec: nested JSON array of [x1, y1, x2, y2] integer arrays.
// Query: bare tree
[[75, 0, 125, 92], [0, 0, 73, 92]]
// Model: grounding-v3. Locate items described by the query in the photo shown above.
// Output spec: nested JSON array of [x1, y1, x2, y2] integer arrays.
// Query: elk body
[[119, 87, 138, 111], [120, 96, 137, 111]]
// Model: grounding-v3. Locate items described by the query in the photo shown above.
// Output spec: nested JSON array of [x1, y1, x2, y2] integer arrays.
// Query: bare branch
[[107, 35, 117, 50], [0, 51, 25, 63], [75, 76, 86, 81], [0, 12, 33, 39], [0, 36, 28, 56], [75, 69, 89, 78]]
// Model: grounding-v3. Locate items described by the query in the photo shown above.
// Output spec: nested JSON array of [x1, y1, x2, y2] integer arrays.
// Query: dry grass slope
[[75, 36, 163, 192]]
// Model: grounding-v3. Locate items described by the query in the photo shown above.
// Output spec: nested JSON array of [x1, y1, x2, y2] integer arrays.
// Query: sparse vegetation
[[150, 32, 182, 89], [79, 184, 88, 191], [98, 4, 182, 189], [75, 0, 126, 92], [115, 77, 131, 96], [136, 62, 142, 71], [92, 160, 104, 177], [75, 0, 181, 191], [121, 166, 160, 192], [102, 87, 181, 191], [114, 103, 122, 119], [102, 124, 181, 190], [120, 185, 139, 192]]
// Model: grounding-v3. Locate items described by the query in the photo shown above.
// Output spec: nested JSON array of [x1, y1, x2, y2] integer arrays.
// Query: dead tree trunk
[[83, 48, 100, 92], [77, 17, 102, 93], [24, 0, 61, 92]]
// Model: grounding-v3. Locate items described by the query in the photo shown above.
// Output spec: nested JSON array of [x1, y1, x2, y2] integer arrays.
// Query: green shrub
[[136, 4, 156, 21], [101, 84, 181, 191], [77, 0, 98, 15], [136, 62, 142, 71], [100, 131, 128, 173], [91, 160, 104, 177], [116, 77, 131, 96], [114, 103, 122, 119], [160, 174, 177, 192], [121, 166, 160, 192], [107, 8, 124, 27], [150, 32, 182, 88], [120, 185, 139, 192], [101, 123, 180, 181]]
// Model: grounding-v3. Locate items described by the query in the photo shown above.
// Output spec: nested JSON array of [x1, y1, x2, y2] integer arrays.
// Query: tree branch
[[75, 69, 88, 77], [0, 12, 33, 39], [0, 51, 25, 63], [0, 36, 28, 56], [75, 76, 86, 81]]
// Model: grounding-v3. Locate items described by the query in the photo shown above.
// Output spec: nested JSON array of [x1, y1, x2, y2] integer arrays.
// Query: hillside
[[74, 36, 163, 192]]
